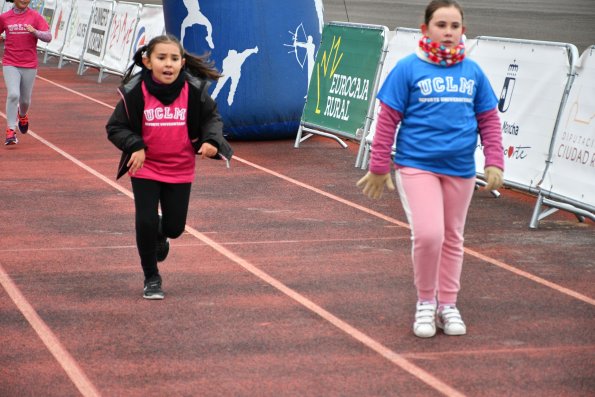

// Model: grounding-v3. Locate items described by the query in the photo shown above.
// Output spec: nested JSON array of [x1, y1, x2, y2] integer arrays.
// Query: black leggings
[[131, 177, 192, 280]]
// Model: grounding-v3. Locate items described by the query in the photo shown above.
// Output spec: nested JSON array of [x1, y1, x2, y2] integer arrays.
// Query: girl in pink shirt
[[0, 0, 51, 145], [107, 35, 233, 300]]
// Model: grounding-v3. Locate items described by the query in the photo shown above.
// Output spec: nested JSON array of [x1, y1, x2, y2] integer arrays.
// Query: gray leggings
[[3, 66, 37, 130]]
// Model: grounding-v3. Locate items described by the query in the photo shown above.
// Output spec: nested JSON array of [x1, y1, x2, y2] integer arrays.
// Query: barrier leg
[[294, 125, 304, 148], [360, 145, 370, 170], [529, 194, 545, 229], [295, 126, 348, 149], [355, 138, 367, 168]]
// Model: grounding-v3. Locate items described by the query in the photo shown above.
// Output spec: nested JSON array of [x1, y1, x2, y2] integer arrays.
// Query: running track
[[0, 56, 594, 396]]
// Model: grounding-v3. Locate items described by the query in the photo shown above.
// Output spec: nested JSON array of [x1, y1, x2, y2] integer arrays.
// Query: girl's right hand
[[127, 149, 146, 175]]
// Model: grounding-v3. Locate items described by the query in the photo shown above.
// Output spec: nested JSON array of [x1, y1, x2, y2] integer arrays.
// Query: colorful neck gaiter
[[419, 35, 465, 66]]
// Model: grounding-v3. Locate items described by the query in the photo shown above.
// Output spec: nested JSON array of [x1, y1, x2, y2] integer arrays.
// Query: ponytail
[[121, 35, 221, 84], [183, 50, 221, 81], [122, 44, 148, 84]]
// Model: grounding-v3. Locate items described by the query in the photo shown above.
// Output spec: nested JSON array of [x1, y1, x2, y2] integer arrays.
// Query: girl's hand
[[127, 149, 146, 175], [484, 166, 503, 190], [25, 25, 36, 34], [356, 171, 395, 199], [197, 142, 218, 159]]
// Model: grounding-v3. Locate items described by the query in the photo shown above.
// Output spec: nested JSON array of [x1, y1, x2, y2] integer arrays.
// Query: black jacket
[[106, 71, 233, 179]]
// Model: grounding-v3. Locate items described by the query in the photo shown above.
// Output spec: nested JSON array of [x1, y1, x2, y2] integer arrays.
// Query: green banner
[[301, 23, 386, 140]]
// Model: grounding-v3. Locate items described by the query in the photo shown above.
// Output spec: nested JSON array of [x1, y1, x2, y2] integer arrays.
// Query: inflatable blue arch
[[163, 0, 323, 140]]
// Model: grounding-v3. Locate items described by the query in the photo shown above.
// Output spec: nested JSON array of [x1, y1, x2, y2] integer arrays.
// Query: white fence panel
[[100, 1, 141, 80], [126, 4, 164, 75], [469, 37, 576, 190], [130, 4, 164, 56], [36, 0, 56, 51], [44, 0, 74, 59], [29, 0, 44, 13], [1, 1, 12, 13], [541, 46, 595, 210], [80, 0, 114, 72], [60, 0, 94, 67]]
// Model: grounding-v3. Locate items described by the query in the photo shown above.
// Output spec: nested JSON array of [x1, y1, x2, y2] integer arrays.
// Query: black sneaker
[[17, 112, 28, 134], [143, 275, 164, 300], [156, 216, 169, 262]]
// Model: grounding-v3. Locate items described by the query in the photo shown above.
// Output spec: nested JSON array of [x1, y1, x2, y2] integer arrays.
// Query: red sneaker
[[5, 128, 17, 145]]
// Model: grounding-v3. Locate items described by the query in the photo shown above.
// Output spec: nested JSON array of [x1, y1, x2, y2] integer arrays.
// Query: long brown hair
[[122, 34, 221, 83]]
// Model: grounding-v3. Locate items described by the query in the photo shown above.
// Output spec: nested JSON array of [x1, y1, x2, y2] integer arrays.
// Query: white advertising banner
[[542, 46, 595, 208], [130, 4, 164, 57], [45, 0, 74, 55], [126, 5, 164, 75], [470, 38, 574, 189], [61, 0, 94, 61], [101, 1, 141, 74], [29, 0, 44, 13], [82, 0, 114, 67], [37, 0, 56, 50], [2, 0, 12, 13], [40, 0, 55, 26]]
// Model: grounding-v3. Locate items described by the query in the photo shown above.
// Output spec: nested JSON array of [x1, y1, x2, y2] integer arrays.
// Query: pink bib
[[133, 81, 195, 183]]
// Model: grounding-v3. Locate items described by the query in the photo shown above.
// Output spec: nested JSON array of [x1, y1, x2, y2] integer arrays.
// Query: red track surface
[[0, 56, 594, 397]]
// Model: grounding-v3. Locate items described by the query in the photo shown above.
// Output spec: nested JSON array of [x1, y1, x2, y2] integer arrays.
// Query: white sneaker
[[413, 301, 437, 338], [437, 306, 467, 335]]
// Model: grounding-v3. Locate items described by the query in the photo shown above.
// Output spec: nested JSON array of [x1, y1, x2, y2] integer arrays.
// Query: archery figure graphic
[[181, 0, 214, 49], [211, 46, 259, 106], [285, 23, 316, 93], [295, 35, 315, 89]]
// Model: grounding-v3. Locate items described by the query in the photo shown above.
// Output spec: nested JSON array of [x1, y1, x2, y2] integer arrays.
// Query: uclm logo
[[499, 60, 518, 112]]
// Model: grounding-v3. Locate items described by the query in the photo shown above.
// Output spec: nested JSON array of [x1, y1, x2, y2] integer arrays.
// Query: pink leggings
[[395, 167, 475, 305]]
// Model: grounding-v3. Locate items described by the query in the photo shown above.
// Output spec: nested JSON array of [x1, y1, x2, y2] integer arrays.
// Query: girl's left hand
[[484, 166, 503, 190], [25, 25, 36, 33], [197, 142, 218, 159], [357, 171, 395, 199]]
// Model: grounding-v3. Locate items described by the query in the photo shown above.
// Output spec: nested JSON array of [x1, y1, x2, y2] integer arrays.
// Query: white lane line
[[0, 262, 101, 397], [0, 235, 407, 253]]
